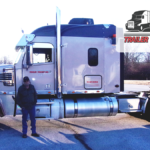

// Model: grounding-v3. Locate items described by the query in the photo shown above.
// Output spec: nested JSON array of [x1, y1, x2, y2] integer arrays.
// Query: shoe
[[22, 134, 27, 138], [31, 133, 40, 137]]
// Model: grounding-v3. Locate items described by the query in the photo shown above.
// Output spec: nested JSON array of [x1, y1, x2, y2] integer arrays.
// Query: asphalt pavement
[[1, 84, 150, 150], [1, 113, 150, 150]]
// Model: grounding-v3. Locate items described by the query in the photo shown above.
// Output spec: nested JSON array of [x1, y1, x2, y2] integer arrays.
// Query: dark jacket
[[16, 84, 37, 109]]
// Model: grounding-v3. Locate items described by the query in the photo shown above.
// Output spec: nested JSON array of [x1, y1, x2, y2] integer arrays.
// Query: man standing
[[16, 76, 40, 138]]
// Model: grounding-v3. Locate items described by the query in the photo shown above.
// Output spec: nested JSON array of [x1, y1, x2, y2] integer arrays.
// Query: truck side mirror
[[26, 46, 33, 66]]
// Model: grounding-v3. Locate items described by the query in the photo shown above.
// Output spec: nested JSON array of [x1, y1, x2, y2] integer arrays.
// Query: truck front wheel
[[140, 25, 144, 31]]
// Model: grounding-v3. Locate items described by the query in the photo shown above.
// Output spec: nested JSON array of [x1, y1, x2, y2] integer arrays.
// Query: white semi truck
[[126, 10, 150, 31], [0, 8, 149, 120]]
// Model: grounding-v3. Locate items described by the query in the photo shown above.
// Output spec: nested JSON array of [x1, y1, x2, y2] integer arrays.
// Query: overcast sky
[[0, 0, 150, 61]]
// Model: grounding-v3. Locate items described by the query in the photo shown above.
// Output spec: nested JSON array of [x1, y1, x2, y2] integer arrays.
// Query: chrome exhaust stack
[[56, 7, 62, 98]]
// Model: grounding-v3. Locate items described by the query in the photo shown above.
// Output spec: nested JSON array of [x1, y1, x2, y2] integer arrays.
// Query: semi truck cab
[[0, 8, 149, 121]]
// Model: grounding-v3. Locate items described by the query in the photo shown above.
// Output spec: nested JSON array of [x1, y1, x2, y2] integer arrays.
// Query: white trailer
[[0, 8, 149, 120]]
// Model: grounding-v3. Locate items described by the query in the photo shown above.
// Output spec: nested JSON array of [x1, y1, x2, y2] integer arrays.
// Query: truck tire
[[140, 25, 144, 31]]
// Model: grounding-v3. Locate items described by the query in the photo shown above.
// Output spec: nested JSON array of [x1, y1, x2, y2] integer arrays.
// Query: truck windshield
[[132, 14, 143, 19], [136, 15, 142, 19], [132, 14, 136, 19], [13, 49, 23, 64]]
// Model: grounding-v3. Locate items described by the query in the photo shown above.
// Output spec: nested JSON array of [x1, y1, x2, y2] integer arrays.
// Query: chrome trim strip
[[36, 102, 54, 105], [0, 91, 15, 95], [120, 110, 142, 113], [64, 90, 105, 94], [36, 90, 55, 94], [0, 90, 55, 95]]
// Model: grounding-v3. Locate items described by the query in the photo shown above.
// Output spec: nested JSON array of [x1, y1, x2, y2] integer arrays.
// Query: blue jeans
[[22, 105, 36, 134]]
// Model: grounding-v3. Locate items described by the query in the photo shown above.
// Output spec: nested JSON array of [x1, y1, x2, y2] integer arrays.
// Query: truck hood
[[0, 64, 13, 67], [0, 64, 14, 72], [0, 64, 14, 75]]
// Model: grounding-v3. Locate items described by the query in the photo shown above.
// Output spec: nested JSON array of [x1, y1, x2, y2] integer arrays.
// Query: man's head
[[23, 76, 30, 86]]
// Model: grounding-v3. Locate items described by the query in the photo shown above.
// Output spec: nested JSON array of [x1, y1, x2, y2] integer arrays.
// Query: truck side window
[[88, 48, 98, 66], [33, 48, 52, 63]]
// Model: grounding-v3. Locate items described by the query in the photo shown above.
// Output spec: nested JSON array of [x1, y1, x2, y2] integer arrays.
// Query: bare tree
[[124, 44, 143, 64], [0, 56, 13, 64], [124, 44, 145, 79], [143, 44, 150, 63]]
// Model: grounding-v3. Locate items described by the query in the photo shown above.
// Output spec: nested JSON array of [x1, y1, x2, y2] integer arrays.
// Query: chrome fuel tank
[[64, 97, 118, 118]]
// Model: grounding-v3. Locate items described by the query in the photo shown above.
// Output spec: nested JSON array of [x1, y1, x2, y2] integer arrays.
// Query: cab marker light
[[113, 34, 116, 38]]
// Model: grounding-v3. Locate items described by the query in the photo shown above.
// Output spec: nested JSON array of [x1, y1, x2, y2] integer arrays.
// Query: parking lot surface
[[1, 113, 150, 150]]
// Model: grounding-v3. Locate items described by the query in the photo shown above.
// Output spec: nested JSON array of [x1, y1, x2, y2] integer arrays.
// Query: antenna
[[21, 28, 24, 34]]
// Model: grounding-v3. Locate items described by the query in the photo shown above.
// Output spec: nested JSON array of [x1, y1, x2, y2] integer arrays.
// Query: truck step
[[35, 117, 54, 120], [36, 102, 54, 105], [119, 109, 142, 113]]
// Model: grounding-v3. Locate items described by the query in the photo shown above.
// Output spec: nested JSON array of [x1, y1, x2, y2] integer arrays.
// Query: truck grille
[[0, 73, 12, 80], [128, 21, 134, 28]]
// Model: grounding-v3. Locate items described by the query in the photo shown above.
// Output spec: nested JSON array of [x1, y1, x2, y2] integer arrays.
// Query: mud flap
[[144, 99, 150, 121], [0, 100, 5, 117]]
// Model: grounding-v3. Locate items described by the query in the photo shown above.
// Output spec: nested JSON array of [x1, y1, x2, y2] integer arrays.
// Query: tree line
[[124, 44, 150, 80], [0, 56, 13, 65], [1, 51, 150, 80], [124, 52, 150, 80]]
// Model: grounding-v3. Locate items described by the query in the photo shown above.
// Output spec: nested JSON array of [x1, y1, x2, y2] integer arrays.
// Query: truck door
[[14, 43, 55, 116], [23, 43, 55, 95]]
